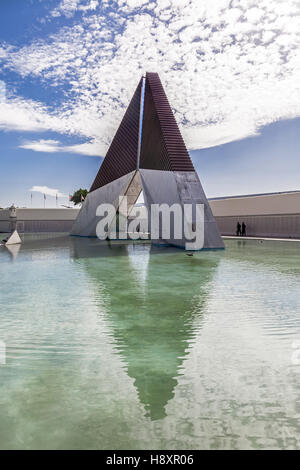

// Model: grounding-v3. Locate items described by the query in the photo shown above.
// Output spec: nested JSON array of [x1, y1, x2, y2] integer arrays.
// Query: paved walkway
[[223, 236, 300, 242]]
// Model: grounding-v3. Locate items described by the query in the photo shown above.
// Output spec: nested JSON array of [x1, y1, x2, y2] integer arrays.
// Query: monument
[[1, 204, 22, 247], [71, 72, 224, 250]]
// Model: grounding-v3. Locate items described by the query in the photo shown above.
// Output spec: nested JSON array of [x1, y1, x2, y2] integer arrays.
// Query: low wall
[[215, 214, 300, 238], [209, 191, 300, 217], [0, 208, 79, 233], [0, 210, 10, 233], [16, 219, 75, 233], [2, 197, 300, 239]]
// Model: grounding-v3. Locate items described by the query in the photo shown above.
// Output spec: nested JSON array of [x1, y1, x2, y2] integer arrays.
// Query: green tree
[[70, 188, 88, 205]]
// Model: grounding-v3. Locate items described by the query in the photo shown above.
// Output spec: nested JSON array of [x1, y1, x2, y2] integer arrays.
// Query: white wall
[[16, 208, 80, 221], [209, 192, 300, 217], [0, 208, 79, 233]]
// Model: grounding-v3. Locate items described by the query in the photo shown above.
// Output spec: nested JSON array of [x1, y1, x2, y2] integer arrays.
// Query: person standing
[[236, 221, 241, 236], [242, 222, 246, 237]]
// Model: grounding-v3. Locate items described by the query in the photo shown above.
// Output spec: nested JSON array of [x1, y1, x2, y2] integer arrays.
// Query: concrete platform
[[223, 235, 300, 242]]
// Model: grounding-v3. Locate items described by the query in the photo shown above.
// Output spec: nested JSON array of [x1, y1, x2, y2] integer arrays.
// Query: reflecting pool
[[0, 234, 299, 449]]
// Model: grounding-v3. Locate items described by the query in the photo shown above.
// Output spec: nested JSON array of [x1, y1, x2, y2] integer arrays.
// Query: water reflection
[[226, 238, 300, 275], [75, 242, 221, 420], [1, 234, 300, 448], [5, 243, 21, 261]]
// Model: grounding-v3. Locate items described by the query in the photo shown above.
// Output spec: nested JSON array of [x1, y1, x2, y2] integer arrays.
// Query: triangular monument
[[4, 229, 22, 246], [71, 73, 224, 250]]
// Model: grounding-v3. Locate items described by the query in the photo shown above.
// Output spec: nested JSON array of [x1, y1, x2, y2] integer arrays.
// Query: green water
[[0, 234, 299, 450]]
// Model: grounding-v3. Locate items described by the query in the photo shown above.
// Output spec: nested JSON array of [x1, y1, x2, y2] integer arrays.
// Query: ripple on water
[[0, 236, 300, 449]]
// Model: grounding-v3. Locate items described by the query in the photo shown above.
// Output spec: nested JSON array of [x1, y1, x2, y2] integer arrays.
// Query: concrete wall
[[0, 208, 79, 233], [0, 210, 10, 233], [209, 191, 300, 217], [1, 191, 300, 239], [215, 214, 300, 238], [209, 191, 300, 238]]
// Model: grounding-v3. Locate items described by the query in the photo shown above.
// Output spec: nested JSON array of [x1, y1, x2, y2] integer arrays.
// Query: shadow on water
[[73, 241, 221, 420]]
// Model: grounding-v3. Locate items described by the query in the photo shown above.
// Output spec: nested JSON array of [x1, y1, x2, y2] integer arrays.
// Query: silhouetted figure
[[241, 222, 246, 237], [236, 221, 241, 236]]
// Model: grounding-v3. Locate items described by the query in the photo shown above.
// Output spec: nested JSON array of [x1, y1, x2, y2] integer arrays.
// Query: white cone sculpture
[[5, 229, 22, 246]]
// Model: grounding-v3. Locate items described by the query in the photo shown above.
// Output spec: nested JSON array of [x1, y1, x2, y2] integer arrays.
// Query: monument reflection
[[74, 240, 221, 420]]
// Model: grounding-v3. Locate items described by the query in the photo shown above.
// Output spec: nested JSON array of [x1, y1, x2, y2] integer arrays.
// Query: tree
[[70, 188, 88, 205]]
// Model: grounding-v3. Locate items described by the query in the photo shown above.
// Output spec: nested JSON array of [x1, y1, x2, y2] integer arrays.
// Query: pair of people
[[236, 221, 246, 236]]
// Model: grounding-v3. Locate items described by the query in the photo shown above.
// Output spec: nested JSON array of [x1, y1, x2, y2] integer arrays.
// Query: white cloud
[[64, 140, 105, 155], [0, 97, 67, 133], [51, 0, 81, 18], [19, 138, 103, 155], [20, 139, 61, 153], [0, 47, 8, 59], [29, 186, 67, 197], [182, 120, 259, 150], [1, 0, 300, 152], [245, 7, 265, 24], [51, 0, 99, 18]]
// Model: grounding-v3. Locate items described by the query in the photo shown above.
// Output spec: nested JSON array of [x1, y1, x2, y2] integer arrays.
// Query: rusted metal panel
[[90, 72, 194, 192], [90, 79, 142, 192], [140, 73, 195, 172]]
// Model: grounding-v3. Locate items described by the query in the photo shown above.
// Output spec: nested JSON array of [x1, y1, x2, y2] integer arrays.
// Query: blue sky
[[1, 0, 300, 208]]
